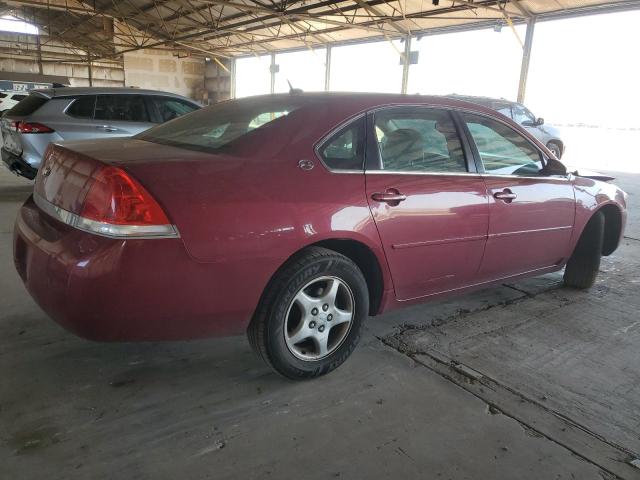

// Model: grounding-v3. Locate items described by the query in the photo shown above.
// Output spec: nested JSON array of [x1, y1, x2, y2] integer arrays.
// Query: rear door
[[460, 112, 575, 280], [93, 94, 155, 136], [54, 95, 101, 141], [365, 106, 490, 301]]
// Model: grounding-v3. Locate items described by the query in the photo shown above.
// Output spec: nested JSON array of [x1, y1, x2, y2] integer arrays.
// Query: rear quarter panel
[[60, 102, 393, 331]]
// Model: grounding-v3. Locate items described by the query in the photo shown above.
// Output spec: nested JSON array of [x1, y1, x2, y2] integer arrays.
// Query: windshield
[[136, 97, 307, 153]]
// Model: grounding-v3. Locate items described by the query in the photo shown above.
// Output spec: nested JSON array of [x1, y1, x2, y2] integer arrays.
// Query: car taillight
[[33, 164, 178, 239], [15, 121, 55, 133], [81, 167, 170, 226]]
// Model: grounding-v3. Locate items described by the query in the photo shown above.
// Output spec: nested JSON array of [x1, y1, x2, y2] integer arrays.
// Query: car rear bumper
[[2, 148, 37, 179], [14, 195, 253, 341]]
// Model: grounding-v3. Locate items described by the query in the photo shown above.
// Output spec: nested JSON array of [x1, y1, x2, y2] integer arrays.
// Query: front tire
[[547, 141, 562, 158], [564, 212, 605, 289], [248, 247, 369, 379]]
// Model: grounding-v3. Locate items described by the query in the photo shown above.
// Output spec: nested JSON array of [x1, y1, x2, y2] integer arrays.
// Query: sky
[[235, 9, 640, 129]]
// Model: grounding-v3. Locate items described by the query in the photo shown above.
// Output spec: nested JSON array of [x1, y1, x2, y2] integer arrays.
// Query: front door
[[460, 112, 575, 280], [365, 107, 490, 301]]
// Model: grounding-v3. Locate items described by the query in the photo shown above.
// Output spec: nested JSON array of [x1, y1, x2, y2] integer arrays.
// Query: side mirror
[[542, 157, 566, 175], [535, 117, 545, 126]]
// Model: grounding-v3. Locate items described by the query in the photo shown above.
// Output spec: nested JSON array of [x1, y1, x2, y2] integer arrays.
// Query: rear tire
[[563, 212, 605, 289], [248, 247, 369, 380]]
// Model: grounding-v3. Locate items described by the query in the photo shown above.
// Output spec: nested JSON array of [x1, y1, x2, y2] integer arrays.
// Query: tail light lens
[[34, 163, 178, 239], [15, 121, 55, 133], [81, 167, 170, 226]]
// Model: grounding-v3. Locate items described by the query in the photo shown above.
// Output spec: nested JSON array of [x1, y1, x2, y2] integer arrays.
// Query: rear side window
[[374, 108, 467, 173], [0, 92, 7, 98], [12, 94, 26, 101], [95, 95, 150, 122], [153, 96, 198, 122], [7, 94, 48, 116], [137, 97, 306, 153], [317, 118, 365, 171], [66, 96, 96, 118]]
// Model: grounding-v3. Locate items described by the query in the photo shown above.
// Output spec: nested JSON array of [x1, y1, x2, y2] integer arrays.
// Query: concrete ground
[[1, 165, 639, 480]]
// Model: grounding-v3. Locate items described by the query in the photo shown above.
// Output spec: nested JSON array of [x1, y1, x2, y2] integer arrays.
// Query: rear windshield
[[136, 97, 307, 153], [7, 94, 48, 116]]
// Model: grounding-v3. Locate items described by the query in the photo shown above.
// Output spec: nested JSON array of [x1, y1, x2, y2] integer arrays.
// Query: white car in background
[[0, 91, 28, 114]]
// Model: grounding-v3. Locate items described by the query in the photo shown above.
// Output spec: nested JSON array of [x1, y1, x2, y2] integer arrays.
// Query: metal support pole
[[87, 52, 93, 87], [230, 57, 236, 99], [36, 35, 43, 75], [401, 35, 412, 94], [270, 52, 276, 94], [517, 17, 536, 104], [324, 46, 331, 91]]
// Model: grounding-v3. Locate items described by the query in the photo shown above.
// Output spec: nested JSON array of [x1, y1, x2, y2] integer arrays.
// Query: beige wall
[[123, 49, 205, 100], [204, 59, 232, 104]]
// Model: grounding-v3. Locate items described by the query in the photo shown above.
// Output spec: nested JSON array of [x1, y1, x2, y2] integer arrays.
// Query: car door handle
[[371, 190, 407, 204], [493, 189, 517, 203], [96, 125, 118, 132]]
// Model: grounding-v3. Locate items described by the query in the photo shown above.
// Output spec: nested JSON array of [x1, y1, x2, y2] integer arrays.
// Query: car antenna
[[287, 80, 303, 95]]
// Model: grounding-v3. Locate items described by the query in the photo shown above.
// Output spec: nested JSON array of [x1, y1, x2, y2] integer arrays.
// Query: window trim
[[314, 114, 366, 174], [365, 105, 476, 175]]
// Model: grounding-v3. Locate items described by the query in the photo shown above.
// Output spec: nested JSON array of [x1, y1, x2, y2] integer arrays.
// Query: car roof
[[223, 92, 506, 117], [30, 87, 198, 103]]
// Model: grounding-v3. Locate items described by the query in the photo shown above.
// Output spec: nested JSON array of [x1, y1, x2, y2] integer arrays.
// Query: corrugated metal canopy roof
[[2, 0, 639, 60]]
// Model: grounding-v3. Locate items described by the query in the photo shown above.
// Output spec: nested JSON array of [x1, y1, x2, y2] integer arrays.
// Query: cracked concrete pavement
[[1, 166, 639, 479]]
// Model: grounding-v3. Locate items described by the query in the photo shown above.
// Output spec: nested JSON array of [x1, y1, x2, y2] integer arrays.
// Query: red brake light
[[16, 121, 55, 133], [81, 166, 170, 226]]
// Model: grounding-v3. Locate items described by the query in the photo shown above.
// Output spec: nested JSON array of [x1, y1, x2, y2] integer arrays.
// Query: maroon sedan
[[14, 93, 627, 379]]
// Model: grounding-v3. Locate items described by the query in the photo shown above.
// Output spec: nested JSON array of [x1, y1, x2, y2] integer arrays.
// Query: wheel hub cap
[[284, 276, 355, 361]]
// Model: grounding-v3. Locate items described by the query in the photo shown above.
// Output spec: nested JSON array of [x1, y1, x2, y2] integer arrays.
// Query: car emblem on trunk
[[298, 159, 314, 171], [42, 166, 52, 177]]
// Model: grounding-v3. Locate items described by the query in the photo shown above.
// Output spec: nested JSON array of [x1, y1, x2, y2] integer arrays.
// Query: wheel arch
[[251, 237, 387, 330], [597, 203, 624, 256], [310, 238, 385, 316]]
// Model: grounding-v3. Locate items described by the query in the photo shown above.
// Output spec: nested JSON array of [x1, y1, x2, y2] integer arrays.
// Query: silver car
[[1, 87, 200, 179], [447, 95, 565, 159]]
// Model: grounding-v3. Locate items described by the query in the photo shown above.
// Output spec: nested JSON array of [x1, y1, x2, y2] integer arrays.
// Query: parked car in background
[[448, 95, 565, 159], [14, 93, 626, 379], [1, 87, 201, 179], [0, 91, 27, 114]]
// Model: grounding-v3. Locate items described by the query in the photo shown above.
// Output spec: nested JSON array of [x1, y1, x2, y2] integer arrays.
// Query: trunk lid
[[36, 137, 270, 261]]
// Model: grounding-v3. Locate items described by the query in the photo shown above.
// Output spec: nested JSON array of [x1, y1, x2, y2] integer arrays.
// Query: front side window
[[317, 118, 364, 171], [511, 104, 536, 126], [95, 95, 149, 122], [153, 96, 199, 122], [373, 108, 467, 173], [462, 113, 543, 176]]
